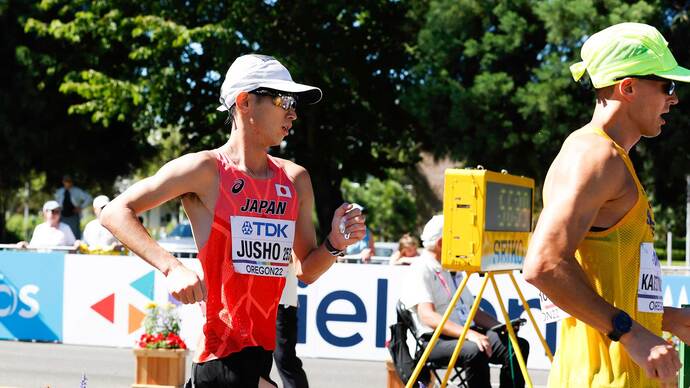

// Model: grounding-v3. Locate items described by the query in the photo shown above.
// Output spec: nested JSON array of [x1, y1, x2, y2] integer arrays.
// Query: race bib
[[539, 291, 570, 324], [637, 242, 663, 313], [231, 215, 295, 278]]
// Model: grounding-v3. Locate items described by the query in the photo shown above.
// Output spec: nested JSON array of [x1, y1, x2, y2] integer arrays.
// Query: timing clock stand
[[405, 168, 554, 388]]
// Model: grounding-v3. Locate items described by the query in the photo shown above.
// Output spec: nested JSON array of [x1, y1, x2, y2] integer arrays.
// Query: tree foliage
[[405, 0, 690, 235], [11, 0, 422, 237], [341, 176, 418, 241], [2, 0, 688, 241]]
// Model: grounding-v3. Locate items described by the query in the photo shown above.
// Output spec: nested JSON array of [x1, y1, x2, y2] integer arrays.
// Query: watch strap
[[324, 237, 344, 257]]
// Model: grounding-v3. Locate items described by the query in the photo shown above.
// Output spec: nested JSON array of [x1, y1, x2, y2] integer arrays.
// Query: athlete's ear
[[617, 78, 635, 101], [235, 91, 251, 113]]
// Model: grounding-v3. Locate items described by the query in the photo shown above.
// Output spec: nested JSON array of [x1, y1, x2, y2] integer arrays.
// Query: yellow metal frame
[[405, 270, 554, 388], [442, 169, 534, 272]]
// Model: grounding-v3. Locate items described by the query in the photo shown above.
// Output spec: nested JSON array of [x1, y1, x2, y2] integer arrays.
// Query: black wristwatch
[[324, 237, 345, 257], [607, 310, 632, 341]]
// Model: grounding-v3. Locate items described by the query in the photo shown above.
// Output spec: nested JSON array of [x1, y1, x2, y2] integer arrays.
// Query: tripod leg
[[406, 271, 477, 388], [490, 274, 533, 388], [509, 272, 554, 361], [440, 273, 491, 388]]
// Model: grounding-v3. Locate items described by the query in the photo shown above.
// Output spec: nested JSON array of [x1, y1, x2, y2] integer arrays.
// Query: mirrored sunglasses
[[250, 89, 298, 111]]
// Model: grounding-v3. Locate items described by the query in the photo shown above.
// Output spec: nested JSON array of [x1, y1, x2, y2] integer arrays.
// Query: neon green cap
[[570, 22, 690, 88]]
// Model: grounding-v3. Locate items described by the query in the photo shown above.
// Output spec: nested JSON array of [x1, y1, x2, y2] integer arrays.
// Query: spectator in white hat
[[82, 195, 121, 251], [99, 54, 366, 387], [17, 200, 78, 249], [400, 215, 529, 388]]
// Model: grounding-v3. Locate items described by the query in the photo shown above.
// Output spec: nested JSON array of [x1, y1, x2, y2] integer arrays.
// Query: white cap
[[93, 195, 110, 209], [217, 54, 322, 111], [421, 215, 444, 248], [43, 200, 61, 212]]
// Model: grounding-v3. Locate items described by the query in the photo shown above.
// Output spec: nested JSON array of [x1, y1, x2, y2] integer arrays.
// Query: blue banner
[[0, 251, 64, 341], [663, 275, 690, 308]]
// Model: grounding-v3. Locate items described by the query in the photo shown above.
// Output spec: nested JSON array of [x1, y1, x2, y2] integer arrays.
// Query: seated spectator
[[400, 215, 529, 388], [345, 203, 375, 262], [17, 200, 79, 249], [82, 195, 122, 252], [389, 233, 420, 265]]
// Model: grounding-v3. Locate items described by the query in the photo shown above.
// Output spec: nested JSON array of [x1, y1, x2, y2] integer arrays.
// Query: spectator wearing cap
[[54, 175, 92, 239], [98, 54, 366, 387], [399, 215, 529, 388], [82, 195, 121, 251], [17, 200, 78, 249], [344, 203, 375, 263]]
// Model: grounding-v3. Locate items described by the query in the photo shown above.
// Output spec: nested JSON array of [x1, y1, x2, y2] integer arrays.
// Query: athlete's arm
[[288, 165, 366, 284], [100, 152, 214, 304], [663, 307, 690, 344], [523, 138, 679, 381]]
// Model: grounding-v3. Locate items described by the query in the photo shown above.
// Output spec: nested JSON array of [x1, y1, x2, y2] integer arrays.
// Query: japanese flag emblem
[[275, 184, 292, 198]]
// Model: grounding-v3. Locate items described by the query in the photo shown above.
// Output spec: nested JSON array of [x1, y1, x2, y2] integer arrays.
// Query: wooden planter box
[[133, 348, 188, 388]]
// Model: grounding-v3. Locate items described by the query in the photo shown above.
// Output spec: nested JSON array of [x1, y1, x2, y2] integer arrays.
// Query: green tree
[[0, 0, 152, 241], [341, 175, 418, 241], [407, 0, 689, 235], [18, 0, 424, 238]]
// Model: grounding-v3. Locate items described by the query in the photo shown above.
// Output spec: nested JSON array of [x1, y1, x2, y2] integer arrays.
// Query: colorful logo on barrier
[[90, 270, 161, 334], [0, 251, 64, 342]]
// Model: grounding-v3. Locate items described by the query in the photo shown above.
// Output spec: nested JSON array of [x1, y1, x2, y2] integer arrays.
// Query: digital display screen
[[485, 182, 532, 232]]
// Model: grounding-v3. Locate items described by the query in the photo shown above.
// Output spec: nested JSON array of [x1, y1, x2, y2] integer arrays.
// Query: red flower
[[136, 303, 187, 349]]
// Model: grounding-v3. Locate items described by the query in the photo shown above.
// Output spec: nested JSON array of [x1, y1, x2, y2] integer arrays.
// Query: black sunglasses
[[250, 88, 298, 111], [615, 75, 676, 96]]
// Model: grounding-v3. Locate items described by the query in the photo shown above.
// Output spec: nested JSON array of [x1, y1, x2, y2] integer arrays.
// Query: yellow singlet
[[547, 127, 662, 388]]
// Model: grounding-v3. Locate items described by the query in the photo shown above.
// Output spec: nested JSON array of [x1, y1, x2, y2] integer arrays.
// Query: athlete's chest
[[594, 173, 640, 228]]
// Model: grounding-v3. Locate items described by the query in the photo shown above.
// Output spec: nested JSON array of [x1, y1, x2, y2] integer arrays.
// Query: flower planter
[[133, 348, 188, 388]]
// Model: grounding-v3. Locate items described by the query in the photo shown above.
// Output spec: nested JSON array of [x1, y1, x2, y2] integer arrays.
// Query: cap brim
[[655, 65, 690, 83]]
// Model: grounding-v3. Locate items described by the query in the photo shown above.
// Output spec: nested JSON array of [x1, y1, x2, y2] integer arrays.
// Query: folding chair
[[396, 300, 469, 388]]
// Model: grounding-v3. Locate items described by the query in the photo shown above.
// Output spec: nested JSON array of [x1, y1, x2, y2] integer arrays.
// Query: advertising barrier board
[[0, 251, 64, 342], [2, 251, 690, 371]]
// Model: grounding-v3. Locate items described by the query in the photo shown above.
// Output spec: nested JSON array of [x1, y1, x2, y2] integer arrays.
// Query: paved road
[[0, 340, 548, 387]]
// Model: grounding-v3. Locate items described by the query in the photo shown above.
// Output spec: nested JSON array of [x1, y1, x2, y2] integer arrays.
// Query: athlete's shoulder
[[560, 127, 622, 171], [270, 156, 309, 181], [160, 150, 218, 176], [547, 126, 628, 198], [175, 150, 218, 168]]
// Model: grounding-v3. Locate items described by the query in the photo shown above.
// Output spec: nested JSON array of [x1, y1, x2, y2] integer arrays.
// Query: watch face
[[614, 311, 633, 332]]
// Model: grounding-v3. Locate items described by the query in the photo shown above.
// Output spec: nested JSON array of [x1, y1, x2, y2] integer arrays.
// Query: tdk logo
[[244, 221, 288, 238], [242, 221, 253, 235]]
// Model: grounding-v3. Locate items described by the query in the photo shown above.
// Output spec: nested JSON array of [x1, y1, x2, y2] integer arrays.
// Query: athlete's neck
[[590, 100, 641, 153], [221, 134, 272, 179]]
